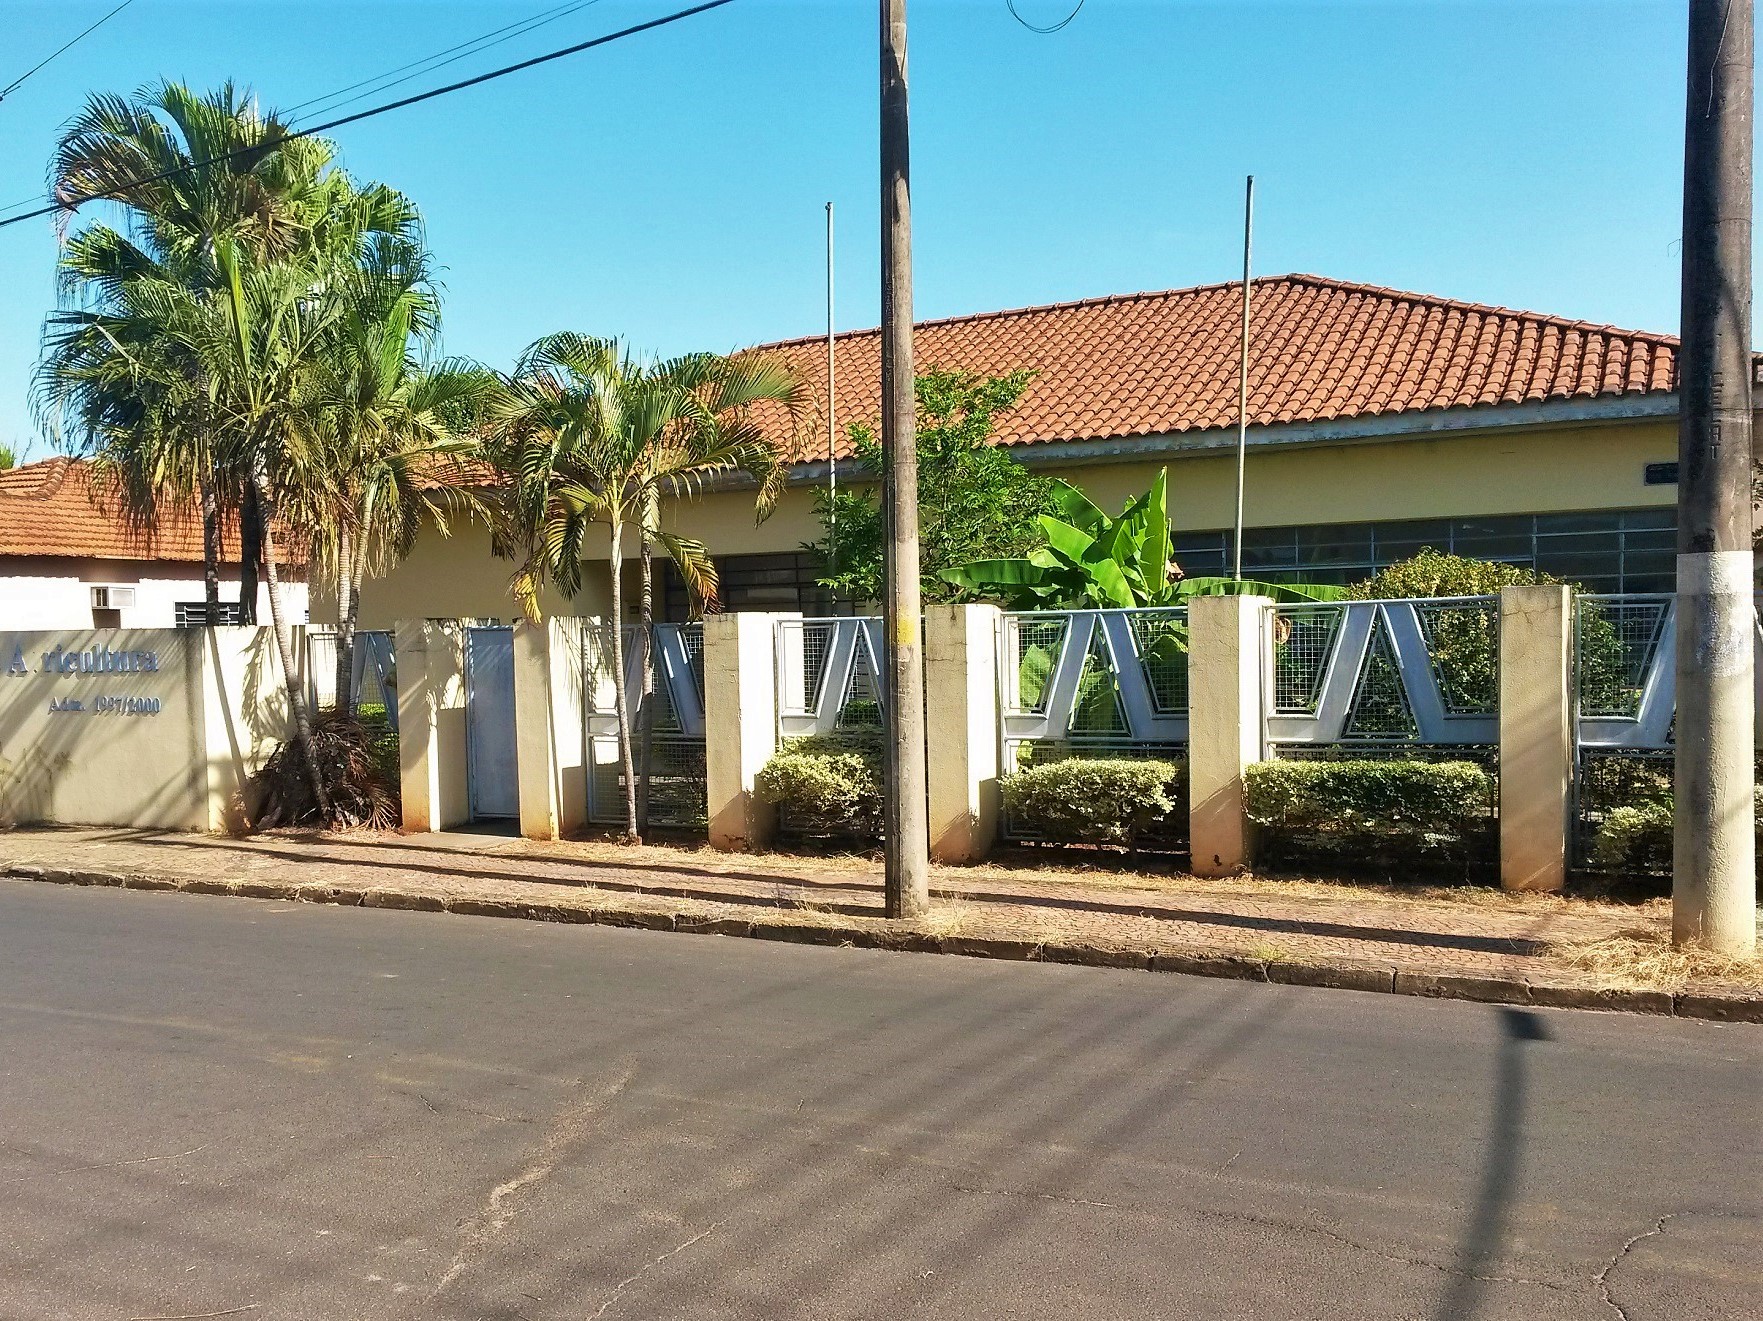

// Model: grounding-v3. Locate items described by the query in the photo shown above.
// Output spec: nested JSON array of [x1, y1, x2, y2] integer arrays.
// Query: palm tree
[[47, 82, 334, 624], [306, 282, 490, 713], [488, 335, 802, 839]]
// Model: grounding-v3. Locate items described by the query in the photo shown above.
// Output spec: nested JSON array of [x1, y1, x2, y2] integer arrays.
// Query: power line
[[0, 0, 737, 232], [1005, 0, 1087, 35], [284, 0, 609, 125], [0, 0, 138, 104]]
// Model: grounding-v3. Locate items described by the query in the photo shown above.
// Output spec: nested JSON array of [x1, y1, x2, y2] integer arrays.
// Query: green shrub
[[1245, 759, 1494, 872], [755, 736, 882, 838], [1348, 549, 1552, 600], [1002, 757, 1182, 845], [1590, 803, 1673, 873], [1590, 789, 1763, 874]]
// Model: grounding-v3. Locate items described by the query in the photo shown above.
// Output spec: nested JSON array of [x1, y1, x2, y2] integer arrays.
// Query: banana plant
[[940, 468, 1347, 608]]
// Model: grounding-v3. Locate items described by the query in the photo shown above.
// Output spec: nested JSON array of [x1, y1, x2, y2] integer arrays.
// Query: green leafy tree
[[942, 468, 1346, 609], [809, 368, 1057, 603], [0, 443, 18, 470]]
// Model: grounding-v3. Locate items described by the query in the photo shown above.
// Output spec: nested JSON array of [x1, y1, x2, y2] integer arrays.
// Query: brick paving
[[2, 825, 1756, 1015]]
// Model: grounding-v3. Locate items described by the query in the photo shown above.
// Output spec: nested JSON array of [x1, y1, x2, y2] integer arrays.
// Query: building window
[[662, 554, 846, 621], [175, 601, 244, 626], [1170, 508, 1680, 595]]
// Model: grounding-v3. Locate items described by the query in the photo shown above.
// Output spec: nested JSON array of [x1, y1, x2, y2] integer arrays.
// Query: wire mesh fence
[[1267, 597, 1498, 747], [1572, 748, 1673, 875], [1576, 594, 1672, 721]]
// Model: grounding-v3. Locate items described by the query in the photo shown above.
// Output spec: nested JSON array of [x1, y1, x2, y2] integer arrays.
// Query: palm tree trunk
[[238, 483, 262, 626], [607, 514, 639, 842], [200, 476, 222, 627], [635, 496, 657, 837], [333, 524, 355, 716], [256, 477, 332, 820]]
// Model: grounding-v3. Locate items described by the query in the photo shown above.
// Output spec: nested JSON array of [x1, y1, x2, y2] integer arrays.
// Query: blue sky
[[0, 0, 1721, 459]]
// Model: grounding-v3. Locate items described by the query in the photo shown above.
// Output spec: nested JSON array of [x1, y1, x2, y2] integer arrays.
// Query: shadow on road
[[1433, 1006, 1552, 1320]]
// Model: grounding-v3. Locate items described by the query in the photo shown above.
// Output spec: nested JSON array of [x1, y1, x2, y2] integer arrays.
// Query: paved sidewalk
[[3, 826, 1758, 1018]]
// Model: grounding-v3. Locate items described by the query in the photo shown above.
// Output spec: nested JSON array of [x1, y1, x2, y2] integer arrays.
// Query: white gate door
[[465, 626, 519, 819]]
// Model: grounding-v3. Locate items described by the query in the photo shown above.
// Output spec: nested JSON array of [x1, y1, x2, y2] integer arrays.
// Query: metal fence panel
[[584, 621, 706, 830], [306, 629, 397, 729], [996, 608, 1190, 850], [1569, 593, 1763, 869], [1265, 598, 1498, 748], [776, 617, 885, 740]]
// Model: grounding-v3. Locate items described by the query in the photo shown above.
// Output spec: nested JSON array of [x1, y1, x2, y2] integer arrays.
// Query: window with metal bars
[[1170, 507, 1682, 594]]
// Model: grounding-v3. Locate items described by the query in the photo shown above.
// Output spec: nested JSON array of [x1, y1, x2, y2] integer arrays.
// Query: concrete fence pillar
[[1499, 584, 1574, 892], [397, 619, 469, 833], [925, 603, 1002, 863], [704, 611, 786, 851], [1188, 594, 1271, 876], [513, 617, 591, 841]]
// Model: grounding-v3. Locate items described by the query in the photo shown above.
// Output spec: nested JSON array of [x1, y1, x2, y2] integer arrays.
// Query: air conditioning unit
[[89, 585, 137, 610]]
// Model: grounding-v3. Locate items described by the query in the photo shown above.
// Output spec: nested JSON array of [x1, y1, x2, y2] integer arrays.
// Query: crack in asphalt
[[1595, 1214, 1673, 1321], [0, 1143, 209, 1187], [952, 1183, 1118, 1209], [431, 1068, 635, 1300], [586, 1220, 725, 1320]]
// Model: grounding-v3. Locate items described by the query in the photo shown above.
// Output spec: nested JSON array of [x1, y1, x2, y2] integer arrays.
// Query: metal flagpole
[[826, 202, 837, 532], [1232, 175, 1255, 582]]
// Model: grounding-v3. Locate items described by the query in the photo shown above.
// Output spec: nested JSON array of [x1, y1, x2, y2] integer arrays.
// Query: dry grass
[[1547, 926, 1763, 992], [503, 832, 1665, 921]]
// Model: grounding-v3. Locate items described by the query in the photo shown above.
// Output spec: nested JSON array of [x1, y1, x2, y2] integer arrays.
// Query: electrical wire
[[0, 0, 737, 232], [283, 0, 609, 125], [0, 0, 138, 104], [1005, 0, 1086, 34]]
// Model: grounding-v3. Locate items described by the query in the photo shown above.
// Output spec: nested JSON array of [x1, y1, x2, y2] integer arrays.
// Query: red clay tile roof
[[754, 274, 1683, 460], [0, 458, 244, 563]]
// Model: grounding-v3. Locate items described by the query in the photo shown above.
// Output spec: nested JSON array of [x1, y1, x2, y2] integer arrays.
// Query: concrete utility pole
[[1674, 0, 1756, 954], [879, 0, 931, 918]]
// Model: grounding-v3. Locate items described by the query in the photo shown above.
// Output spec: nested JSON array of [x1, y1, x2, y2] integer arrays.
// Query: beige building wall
[[317, 519, 613, 630], [329, 417, 1677, 623], [1055, 419, 1676, 530]]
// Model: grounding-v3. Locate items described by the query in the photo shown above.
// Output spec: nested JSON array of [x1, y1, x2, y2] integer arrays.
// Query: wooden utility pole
[[1674, 0, 1756, 954], [879, 0, 931, 918]]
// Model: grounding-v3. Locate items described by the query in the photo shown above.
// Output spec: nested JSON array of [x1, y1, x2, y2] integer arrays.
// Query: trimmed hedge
[[754, 735, 882, 840], [1245, 758, 1494, 873], [1001, 757, 1183, 846]]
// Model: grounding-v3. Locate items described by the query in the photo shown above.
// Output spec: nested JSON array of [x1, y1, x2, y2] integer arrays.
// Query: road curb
[[5, 861, 1759, 1023]]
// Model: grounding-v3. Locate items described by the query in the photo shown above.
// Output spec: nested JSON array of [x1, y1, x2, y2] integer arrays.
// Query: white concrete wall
[[0, 567, 307, 630], [0, 627, 294, 830]]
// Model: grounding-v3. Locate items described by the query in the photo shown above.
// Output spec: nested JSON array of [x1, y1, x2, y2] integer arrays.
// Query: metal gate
[[584, 623, 707, 830], [465, 625, 519, 820]]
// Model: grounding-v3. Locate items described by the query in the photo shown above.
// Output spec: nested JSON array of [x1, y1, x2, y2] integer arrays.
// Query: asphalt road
[[0, 882, 1756, 1321]]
